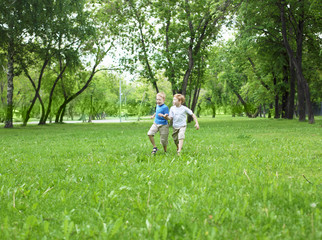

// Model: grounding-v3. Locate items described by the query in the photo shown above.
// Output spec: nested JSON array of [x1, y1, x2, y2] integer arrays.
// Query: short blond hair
[[174, 94, 185, 103], [157, 92, 166, 100]]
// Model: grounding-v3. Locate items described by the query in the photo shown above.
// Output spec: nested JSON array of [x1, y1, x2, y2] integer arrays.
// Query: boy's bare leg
[[177, 139, 184, 153], [174, 141, 178, 151], [163, 145, 167, 152], [148, 135, 157, 148]]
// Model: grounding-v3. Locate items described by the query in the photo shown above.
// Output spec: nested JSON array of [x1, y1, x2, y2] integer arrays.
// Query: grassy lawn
[[0, 116, 321, 239]]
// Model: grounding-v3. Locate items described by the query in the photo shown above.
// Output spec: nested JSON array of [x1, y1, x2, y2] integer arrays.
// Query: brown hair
[[174, 94, 185, 103], [157, 92, 166, 100]]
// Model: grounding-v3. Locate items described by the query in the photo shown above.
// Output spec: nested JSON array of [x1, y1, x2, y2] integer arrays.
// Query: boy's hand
[[158, 113, 164, 118], [150, 115, 155, 119], [195, 123, 200, 130]]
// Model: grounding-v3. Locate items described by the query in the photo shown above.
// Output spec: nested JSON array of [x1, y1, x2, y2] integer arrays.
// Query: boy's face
[[156, 96, 165, 106], [173, 97, 181, 106]]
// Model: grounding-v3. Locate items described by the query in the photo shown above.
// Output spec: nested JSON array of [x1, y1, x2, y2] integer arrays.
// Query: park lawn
[[0, 116, 321, 239]]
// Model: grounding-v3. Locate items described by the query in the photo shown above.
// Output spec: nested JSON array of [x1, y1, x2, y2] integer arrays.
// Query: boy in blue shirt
[[147, 92, 169, 154]]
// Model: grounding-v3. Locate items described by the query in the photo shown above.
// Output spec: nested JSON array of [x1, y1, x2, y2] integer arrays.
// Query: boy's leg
[[172, 128, 179, 150], [159, 125, 169, 152], [147, 124, 159, 150], [177, 139, 184, 153], [177, 126, 187, 154], [148, 135, 157, 148]]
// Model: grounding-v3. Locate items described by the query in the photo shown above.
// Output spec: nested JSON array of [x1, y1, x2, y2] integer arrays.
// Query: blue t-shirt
[[154, 104, 169, 125]]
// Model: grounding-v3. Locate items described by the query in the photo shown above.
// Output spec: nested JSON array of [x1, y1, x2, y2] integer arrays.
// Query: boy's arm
[[191, 114, 199, 130], [162, 113, 172, 120], [150, 113, 156, 119], [158, 108, 168, 119], [158, 113, 172, 120], [160, 107, 172, 120]]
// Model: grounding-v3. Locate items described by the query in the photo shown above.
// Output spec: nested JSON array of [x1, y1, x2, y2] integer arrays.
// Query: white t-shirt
[[169, 105, 193, 128]]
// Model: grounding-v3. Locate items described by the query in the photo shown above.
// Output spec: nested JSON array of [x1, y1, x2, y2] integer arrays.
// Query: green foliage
[[1, 0, 321, 126], [0, 116, 321, 238]]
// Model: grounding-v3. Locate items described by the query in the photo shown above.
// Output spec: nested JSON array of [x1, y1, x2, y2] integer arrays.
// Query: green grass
[[0, 116, 321, 239]]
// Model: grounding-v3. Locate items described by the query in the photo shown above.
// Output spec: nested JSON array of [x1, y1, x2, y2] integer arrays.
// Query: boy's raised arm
[[192, 114, 200, 130]]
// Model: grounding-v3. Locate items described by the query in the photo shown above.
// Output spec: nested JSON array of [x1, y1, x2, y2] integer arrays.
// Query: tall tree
[[119, 0, 160, 93], [53, 0, 121, 123], [0, 0, 31, 128], [235, 0, 320, 123], [118, 0, 241, 102], [279, 0, 316, 123]]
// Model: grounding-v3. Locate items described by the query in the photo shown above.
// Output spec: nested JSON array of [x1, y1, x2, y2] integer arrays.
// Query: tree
[[54, 0, 122, 123], [0, 0, 32, 128], [279, 0, 317, 123], [117, 0, 160, 93], [117, 0, 242, 112], [0, 53, 6, 122], [235, 0, 321, 123]]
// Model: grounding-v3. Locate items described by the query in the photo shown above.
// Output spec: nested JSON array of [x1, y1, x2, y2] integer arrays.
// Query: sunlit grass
[[0, 116, 321, 239]]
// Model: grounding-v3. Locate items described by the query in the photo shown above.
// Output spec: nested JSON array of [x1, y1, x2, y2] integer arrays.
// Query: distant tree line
[[1, 0, 321, 127]]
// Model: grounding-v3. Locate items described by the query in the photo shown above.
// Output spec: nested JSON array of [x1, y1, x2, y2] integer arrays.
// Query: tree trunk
[[211, 104, 216, 118], [38, 99, 46, 125], [233, 90, 252, 118], [273, 75, 280, 118], [41, 65, 67, 124], [181, 1, 213, 96], [252, 107, 260, 118], [281, 65, 288, 118], [165, 17, 177, 95], [128, 0, 159, 94], [182, 45, 194, 96], [268, 103, 273, 118], [287, 61, 296, 119], [0, 80, 5, 106], [55, 102, 65, 123], [274, 96, 279, 118], [281, 90, 288, 118], [196, 103, 201, 118], [23, 93, 44, 126], [280, 0, 314, 123], [55, 62, 99, 123], [22, 59, 49, 125], [181, 0, 232, 96], [188, 56, 203, 123], [4, 39, 14, 128], [300, 73, 314, 123], [248, 57, 270, 91], [297, 73, 306, 121], [139, 23, 159, 94], [188, 85, 201, 123], [59, 104, 66, 123], [263, 104, 266, 118]]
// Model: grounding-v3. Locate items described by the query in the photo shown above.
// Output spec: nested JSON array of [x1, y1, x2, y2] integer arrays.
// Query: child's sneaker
[[151, 147, 158, 154]]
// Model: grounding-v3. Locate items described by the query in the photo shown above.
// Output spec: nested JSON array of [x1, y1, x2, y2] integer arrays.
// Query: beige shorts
[[147, 124, 169, 146], [172, 126, 187, 145]]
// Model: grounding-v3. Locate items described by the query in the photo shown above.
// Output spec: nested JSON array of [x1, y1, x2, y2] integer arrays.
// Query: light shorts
[[147, 123, 169, 146], [172, 126, 187, 145]]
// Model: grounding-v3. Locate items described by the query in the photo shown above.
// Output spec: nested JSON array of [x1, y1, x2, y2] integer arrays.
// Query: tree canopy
[[1, 0, 321, 127]]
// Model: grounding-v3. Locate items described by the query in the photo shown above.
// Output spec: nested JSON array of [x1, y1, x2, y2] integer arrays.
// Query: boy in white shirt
[[161, 94, 199, 155]]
